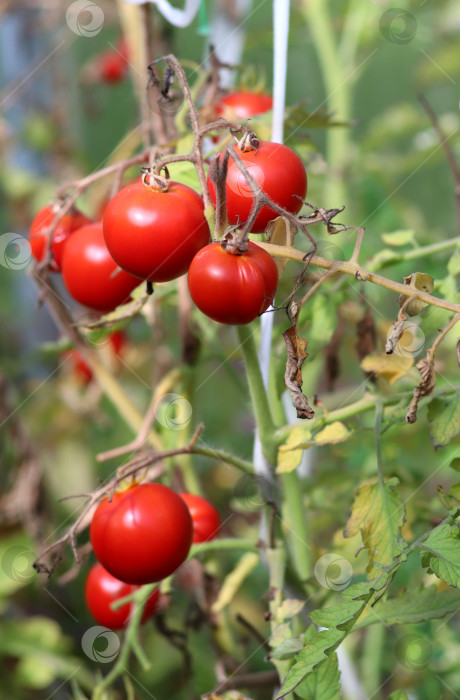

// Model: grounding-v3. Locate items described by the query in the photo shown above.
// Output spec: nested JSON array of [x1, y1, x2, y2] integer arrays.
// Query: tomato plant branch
[[255, 242, 460, 314]]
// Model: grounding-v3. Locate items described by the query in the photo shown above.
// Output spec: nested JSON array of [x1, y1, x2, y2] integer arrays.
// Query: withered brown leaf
[[283, 326, 314, 420]]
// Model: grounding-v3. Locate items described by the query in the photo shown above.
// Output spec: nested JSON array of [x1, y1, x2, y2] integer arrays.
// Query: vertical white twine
[[258, 5, 368, 699]]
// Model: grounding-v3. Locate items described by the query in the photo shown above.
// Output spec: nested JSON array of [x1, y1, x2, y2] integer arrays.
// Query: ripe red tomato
[[64, 349, 93, 385], [217, 91, 273, 119], [188, 241, 278, 325], [61, 223, 140, 312], [85, 563, 159, 630], [207, 140, 307, 233], [180, 493, 221, 543], [29, 204, 91, 271], [97, 51, 127, 83], [103, 181, 210, 283], [90, 483, 193, 584]]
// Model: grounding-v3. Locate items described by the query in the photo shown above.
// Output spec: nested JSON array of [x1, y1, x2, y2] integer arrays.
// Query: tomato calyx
[[220, 225, 249, 255], [235, 129, 259, 154], [140, 165, 170, 192]]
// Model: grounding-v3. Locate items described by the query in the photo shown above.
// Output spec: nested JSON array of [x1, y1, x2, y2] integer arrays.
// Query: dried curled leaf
[[283, 326, 314, 420], [356, 309, 376, 360], [398, 272, 434, 317], [406, 349, 435, 423], [385, 320, 407, 355]]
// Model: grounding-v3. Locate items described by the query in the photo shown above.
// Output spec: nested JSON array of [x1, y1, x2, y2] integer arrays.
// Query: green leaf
[[303, 294, 337, 349], [388, 692, 409, 700], [343, 478, 406, 574], [428, 395, 460, 449], [354, 585, 460, 629], [449, 458, 460, 472], [276, 578, 388, 699], [15, 654, 61, 689], [294, 651, 341, 700], [309, 599, 366, 631], [367, 248, 402, 271], [277, 628, 344, 698], [0, 533, 36, 596], [419, 521, 460, 587], [271, 637, 305, 660], [381, 230, 415, 247]]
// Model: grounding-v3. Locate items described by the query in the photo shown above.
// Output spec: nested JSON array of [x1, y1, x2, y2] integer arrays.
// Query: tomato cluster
[[86, 483, 220, 629]]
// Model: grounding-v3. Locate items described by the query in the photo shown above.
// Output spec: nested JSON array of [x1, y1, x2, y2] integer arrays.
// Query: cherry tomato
[[29, 204, 91, 271], [90, 483, 193, 584], [103, 181, 210, 283], [64, 349, 93, 385], [207, 140, 307, 233], [97, 51, 127, 83], [85, 563, 159, 630], [180, 493, 221, 543], [61, 222, 140, 312], [188, 241, 278, 325], [217, 91, 273, 120], [63, 331, 126, 384]]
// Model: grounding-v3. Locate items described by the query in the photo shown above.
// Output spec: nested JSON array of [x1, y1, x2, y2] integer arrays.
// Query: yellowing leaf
[[277, 423, 350, 473], [344, 477, 406, 574], [398, 271, 435, 316], [361, 352, 413, 384], [307, 422, 350, 448], [277, 426, 310, 474]]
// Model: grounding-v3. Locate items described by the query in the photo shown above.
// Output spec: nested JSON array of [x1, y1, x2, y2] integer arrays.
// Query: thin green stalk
[[301, 0, 351, 207], [92, 584, 157, 700], [237, 325, 277, 464], [361, 624, 384, 697], [375, 399, 385, 490], [191, 538, 260, 556], [192, 445, 254, 474], [281, 472, 312, 582]]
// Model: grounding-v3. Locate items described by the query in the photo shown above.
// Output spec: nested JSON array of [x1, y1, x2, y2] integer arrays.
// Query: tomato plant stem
[[301, 0, 351, 208], [236, 324, 277, 464], [281, 472, 312, 582]]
